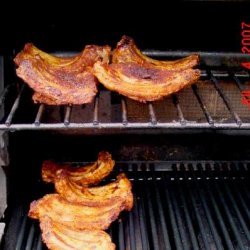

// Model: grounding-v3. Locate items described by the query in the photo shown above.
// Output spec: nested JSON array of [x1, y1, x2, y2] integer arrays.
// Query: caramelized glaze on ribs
[[14, 43, 111, 105], [42, 151, 115, 185], [54, 172, 133, 210], [31, 151, 133, 249], [29, 193, 130, 230], [112, 36, 199, 70], [93, 61, 201, 102], [93, 36, 200, 102], [40, 216, 115, 250]]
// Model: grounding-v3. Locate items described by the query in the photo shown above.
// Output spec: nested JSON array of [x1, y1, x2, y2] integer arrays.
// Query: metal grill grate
[[3, 161, 250, 250], [0, 52, 250, 131]]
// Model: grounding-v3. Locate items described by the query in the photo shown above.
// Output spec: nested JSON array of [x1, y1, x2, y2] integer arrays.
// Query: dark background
[[0, 2, 250, 54]]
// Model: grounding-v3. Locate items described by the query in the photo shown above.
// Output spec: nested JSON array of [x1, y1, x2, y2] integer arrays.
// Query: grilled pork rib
[[93, 36, 200, 102], [31, 151, 133, 249], [29, 193, 131, 230], [54, 172, 133, 210], [42, 151, 115, 185], [112, 35, 199, 70], [14, 43, 111, 105], [40, 216, 115, 250], [93, 62, 200, 102]]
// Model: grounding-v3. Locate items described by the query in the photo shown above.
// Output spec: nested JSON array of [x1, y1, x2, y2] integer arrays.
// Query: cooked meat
[[112, 36, 199, 70], [40, 216, 115, 250], [14, 43, 111, 105], [29, 193, 130, 230], [14, 43, 110, 68], [93, 61, 201, 102], [54, 172, 133, 210], [32, 92, 60, 105], [42, 151, 115, 185]]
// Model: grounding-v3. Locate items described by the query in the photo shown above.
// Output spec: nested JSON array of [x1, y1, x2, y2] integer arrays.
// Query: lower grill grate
[[2, 161, 250, 250]]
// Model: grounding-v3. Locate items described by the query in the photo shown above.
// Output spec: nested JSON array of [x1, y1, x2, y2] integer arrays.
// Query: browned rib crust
[[93, 62, 201, 102], [54, 172, 133, 210], [29, 193, 129, 230], [112, 36, 199, 70], [15, 43, 111, 71], [40, 216, 115, 250], [32, 92, 59, 105], [14, 43, 111, 105], [42, 151, 115, 185]]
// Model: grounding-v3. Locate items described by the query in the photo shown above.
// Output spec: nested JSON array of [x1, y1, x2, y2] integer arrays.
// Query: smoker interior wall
[[2, 132, 248, 199], [0, 2, 249, 54], [4, 131, 250, 216], [8, 132, 250, 163]]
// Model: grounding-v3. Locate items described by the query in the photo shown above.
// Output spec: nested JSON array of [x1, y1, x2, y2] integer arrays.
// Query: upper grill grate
[[1, 51, 250, 132]]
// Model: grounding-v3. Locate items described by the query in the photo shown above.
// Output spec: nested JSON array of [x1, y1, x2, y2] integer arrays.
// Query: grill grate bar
[[4, 122, 250, 130], [15, 215, 28, 250], [36, 234, 42, 250], [121, 98, 128, 125], [136, 178, 150, 250], [211, 74, 242, 126], [214, 182, 246, 250], [197, 165, 235, 250], [5, 85, 24, 126], [223, 182, 250, 242], [185, 181, 211, 250], [179, 164, 213, 250], [128, 206, 137, 250], [124, 214, 130, 250], [241, 182, 250, 201], [0, 84, 13, 106], [189, 164, 224, 250], [131, 188, 143, 250], [192, 84, 214, 125], [34, 104, 45, 126], [232, 183, 250, 221], [233, 75, 245, 92], [148, 103, 157, 125], [213, 163, 250, 246], [64, 105, 72, 126], [25, 222, 35, 250], [144, 177, 161, 250], [93, 95, 99, 125], [152, 176, 172, 249], [170, 184, 190, 249], [177, 183, 200, 250], [163, 175, 184, 250], [118, 219, 125, 250], [172, 94, 186, 125]]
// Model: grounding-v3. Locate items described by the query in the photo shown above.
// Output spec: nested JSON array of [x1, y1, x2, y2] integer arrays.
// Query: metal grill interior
[[1, 52, 250, 131], [2, 161, 250, 250], [0, 50, 250, 250]]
